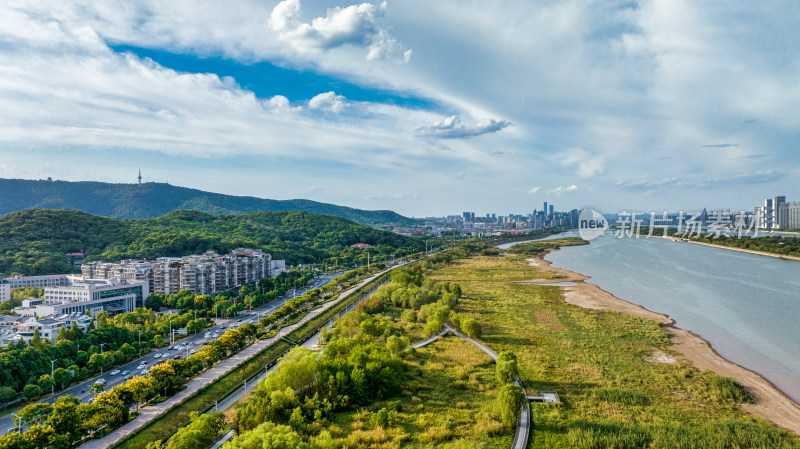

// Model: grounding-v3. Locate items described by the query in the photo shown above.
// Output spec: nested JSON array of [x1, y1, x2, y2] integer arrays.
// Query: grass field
[[427, 254, 800, 449], [313, 333, 511, 449]]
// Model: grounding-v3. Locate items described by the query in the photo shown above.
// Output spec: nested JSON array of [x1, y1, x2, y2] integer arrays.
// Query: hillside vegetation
[[0, 209, 423, 276], [0, 178, 415, 226]]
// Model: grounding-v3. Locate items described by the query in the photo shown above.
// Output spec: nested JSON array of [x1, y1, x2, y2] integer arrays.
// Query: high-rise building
[[760, 198, 774, 229], [774, 196, 786, 229], [785, 201, 800, 230], [543, 202, 548, 217], [549, 205, 554, 217]]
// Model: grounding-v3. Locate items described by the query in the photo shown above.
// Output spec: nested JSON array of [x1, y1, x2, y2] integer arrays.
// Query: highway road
[[0, 274, 337, 435]]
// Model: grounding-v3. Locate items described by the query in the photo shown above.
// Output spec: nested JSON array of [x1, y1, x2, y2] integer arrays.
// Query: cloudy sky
[[1, 1, 798, 217]]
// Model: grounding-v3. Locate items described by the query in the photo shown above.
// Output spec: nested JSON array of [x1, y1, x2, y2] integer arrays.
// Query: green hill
[[0, 178, 415, 226], [0, 209, 424, 276]]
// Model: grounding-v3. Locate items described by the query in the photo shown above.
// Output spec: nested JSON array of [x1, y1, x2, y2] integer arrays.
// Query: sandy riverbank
[[526, 253, 800, 435]]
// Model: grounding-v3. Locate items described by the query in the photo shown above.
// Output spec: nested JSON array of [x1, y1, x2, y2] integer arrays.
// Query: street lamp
[[50, 359, 57, 396], [11, 413, 23, 435], [138, 330, 143, 346]]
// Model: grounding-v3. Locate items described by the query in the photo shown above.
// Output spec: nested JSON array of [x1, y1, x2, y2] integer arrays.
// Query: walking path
[[412, 324, 530, 449], [80, 270, 392, 449]]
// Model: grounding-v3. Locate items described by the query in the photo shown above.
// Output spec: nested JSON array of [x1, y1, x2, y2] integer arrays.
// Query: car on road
[[190, 349, 196, 354], [153, 353, 161, 359], [204, 333, 211, 338], [141, 360, 148, 365], [121, 370, 130, 376], [96, 378, 106, 385], [161, 352, 169, 358], [168, 345, 175, 350], [125, 375, 133, 380], [173, 355, 181, 360], [109, 369, 120, 375]]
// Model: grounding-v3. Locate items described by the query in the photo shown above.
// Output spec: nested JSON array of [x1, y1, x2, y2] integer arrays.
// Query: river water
[[535, 233, 800, 402]]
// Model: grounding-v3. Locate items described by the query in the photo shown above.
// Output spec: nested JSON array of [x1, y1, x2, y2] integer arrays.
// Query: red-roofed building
[[351, 243, 374, 249]]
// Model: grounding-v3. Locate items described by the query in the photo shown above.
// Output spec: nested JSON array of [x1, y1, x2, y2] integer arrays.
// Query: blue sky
[[0, 1, 798, 217]]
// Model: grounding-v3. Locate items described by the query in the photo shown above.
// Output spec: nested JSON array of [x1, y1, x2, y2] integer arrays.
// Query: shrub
[[707, 376, 753, 404]]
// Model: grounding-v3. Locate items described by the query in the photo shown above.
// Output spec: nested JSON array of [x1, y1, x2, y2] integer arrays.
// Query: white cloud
[[269, 0, 410, 62], [528, 186, 541, 194], [557, 148, 605, 179], [308, 91, 347, 113], [415, 115, 511, 139], [548, 185, 578, 195]]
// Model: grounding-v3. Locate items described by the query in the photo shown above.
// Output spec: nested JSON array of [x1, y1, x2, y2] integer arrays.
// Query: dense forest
[[0, 178, 415, 226], [0, 209, 424, 276]]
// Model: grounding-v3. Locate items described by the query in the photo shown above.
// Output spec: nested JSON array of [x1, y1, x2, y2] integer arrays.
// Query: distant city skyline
[[1, 1, 798, 217]]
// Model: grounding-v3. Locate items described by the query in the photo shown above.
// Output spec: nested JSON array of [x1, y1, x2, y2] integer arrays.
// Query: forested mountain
[[0, 178, 415, 226], [0, 209, 424, 276]]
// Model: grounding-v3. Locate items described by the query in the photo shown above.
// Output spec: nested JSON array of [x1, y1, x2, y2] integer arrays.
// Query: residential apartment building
[[82, 248, 285, 296], [0, 280, 9, 304]]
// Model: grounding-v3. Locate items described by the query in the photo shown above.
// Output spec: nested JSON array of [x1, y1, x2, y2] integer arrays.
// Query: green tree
[[22, 384, 41, 400], [496, 351, 518, 384], [53, 368, 71, 390], [88, 353, 105, 372], [16, 402, 53, 427], [461, 317, 482, 339], [48, 395, 82, 442], [224, 421, 310, 449], [37, 374, 55, 393], [126, 376, 154, 411], [386, 335, 409, 354], [96, 311, 109, 329], [0, 386, 17, 408], [496, 383, 524, 427], [164, 411, 225, 449]]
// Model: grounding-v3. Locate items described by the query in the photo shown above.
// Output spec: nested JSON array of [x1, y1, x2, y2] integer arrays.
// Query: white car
[[109, 370, 120, 376], [161, 353, 169, 358], [204, 333, 211, 338], [190, 349, 196, 354], [153, 354, 161, 359], [95, 378, 106, 385]]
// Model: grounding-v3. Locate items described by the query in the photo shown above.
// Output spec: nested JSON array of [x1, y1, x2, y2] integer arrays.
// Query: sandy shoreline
[[526, 253, 800, 435], [657, 235, 800, 262]]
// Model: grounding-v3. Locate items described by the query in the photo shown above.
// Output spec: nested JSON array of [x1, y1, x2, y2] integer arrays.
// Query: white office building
[[1, 274, 70, 289], [34, 278, 149, 317]]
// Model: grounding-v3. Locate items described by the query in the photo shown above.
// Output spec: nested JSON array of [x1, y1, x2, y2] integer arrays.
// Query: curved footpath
[[80, 267, 400, 449], [413, 324, 530, 449]]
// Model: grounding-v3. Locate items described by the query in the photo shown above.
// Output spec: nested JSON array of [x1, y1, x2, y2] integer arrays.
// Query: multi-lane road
[[0, 273, 336, 435]]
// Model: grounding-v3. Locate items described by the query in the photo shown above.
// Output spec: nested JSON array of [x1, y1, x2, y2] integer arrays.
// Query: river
[[536, 233, 800, 402]]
